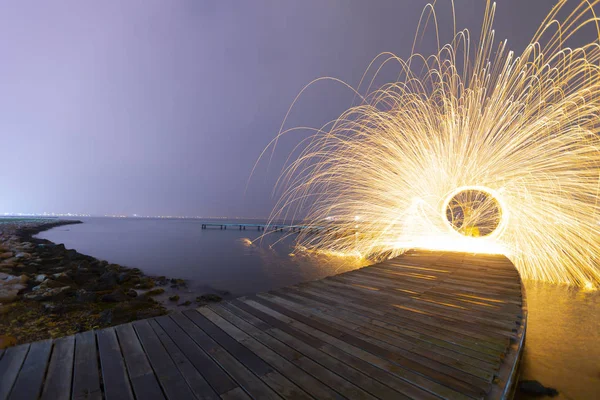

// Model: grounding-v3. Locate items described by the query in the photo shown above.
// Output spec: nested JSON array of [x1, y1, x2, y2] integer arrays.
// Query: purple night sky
[[0, 1, 593, 217]]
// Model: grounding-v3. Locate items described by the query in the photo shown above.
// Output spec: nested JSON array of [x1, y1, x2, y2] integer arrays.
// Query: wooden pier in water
[[0, 250, 526, 400], [201, 223, 323, 232]]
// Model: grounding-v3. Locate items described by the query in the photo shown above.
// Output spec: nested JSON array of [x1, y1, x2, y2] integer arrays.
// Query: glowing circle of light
[[262, 0, 600, 288], [442, 186, 507, 239]]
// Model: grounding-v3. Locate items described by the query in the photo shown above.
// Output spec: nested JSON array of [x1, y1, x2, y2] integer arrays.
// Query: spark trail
[[267, 0, 600, 287]]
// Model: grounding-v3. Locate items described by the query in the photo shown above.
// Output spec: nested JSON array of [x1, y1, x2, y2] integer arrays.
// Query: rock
[[146, 288, 165, 296], [126, 289, 137, 298], [40, 279, 66, 289], [0, 287, 23, 303], [51, 272, 73, 285], [169, 295, 180, 302], [21, 264, 37, 274], [196, 294, 222, 303], [107, 264, 122, 272], [35, 274, 47, 283], [134, 278, 155, 290], [96, 271, 118, 291], [170, 278, 186, 286], [65, 249, 79, 260], [14, 252, 31, 259], [76, 262, 89, 272], [72, 322, 86, 333], [155, 276, 169, 286], [43, 302, 66, 314], [75, 289, 97, 303], [117, 272, 131, 283], [0, 273, 25, 283], [0, 335, 17, 349], [0, 273, 27, 303], [0, 252, 13, 260], [24, 286, 73, 301], [98, 309, 113, 325], [101, 289, 129, 303], [40, 257, 62, 266], [0, 261, 16, 269], [518, 380, 559, 397]]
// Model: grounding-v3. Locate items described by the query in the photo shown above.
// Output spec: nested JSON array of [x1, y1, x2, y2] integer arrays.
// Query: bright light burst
[[266, 0, 600, 287]]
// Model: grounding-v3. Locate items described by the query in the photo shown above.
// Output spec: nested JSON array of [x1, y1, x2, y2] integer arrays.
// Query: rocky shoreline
[[0, 219, 222, 348]]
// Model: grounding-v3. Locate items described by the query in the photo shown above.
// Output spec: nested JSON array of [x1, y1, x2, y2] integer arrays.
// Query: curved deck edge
[[489, 277, 528, 399]]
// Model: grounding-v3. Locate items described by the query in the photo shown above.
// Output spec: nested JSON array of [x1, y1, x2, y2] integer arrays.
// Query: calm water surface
[[36, 217, 362, 296], [517, 281, 600, 399], [37, 218, 600, 397]]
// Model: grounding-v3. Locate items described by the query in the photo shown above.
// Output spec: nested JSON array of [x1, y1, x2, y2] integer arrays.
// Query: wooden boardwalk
[[0, 250, 526, 400]]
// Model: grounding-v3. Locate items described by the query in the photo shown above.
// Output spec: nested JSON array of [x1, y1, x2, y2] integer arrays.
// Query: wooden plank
[[9, 340, 52, 400], [329, 274, 520, 325], [349, 269, 523, 317], [308, 279, 512, 350], [360, 267, 524, 306], [97, 328, 134, 400], [133, 319, 198, 399], [72, 331, 102, 400], [238, 297, 472, 400], [316, 278, 517, 334], [278, 288, 498, 379], [429, 287, 522, 306], [224, 301, 438, 400], [153, 315, 238, 396], [374, 257, 522, 285], [147, 319, 219, 399], [259, 292, 492, 396], [41, 336, 75, 400], [115, 323, 165, 400], [201, 305, 367, 400], [220, 387, 252, 400], [293, 284, 504, 363], [310, 279, 515, 345], [190, 308, 320, 399], [226, 301, 438, 400], [170, 313, 281, 400], [0, 344, 29, 400], [214, 302, 412, 400], [376, 261, 521, 284], [183, 310, 274, 376]]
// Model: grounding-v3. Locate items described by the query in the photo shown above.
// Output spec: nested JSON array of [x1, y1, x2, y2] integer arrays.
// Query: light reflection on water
[[517, 281, 600, 399]]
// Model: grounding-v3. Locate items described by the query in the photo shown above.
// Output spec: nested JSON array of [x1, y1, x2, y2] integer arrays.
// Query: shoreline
[[0, 219, 224, 348]]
